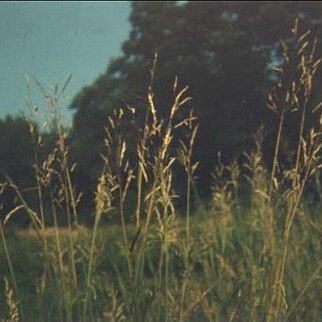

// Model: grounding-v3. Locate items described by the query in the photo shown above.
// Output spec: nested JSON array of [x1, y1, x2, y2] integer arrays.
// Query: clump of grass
[[1, 75, 88, 321], [264, 19, 322, 322], [95, 55, 200, 321]]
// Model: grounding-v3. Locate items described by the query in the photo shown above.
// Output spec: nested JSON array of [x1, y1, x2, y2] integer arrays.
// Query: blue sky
[[0, 1, 131, 123]]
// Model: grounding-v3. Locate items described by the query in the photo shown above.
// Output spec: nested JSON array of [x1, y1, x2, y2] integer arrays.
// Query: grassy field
[[1, 21, 322, 321], [1, 203, 322, 321]]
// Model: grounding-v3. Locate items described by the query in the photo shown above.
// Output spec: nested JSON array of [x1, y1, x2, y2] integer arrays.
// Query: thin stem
[[0, 222, 25, 322], [83, 207, 101, 319], [285, 261, 322, 321], [268, 110, 285, 202]]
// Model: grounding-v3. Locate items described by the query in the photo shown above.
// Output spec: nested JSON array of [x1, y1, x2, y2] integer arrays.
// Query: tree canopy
[[69, 2, 322, 197]]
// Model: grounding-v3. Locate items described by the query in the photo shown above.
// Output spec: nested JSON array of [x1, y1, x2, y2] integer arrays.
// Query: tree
[[0, 116, 35, 224], [0, 116, 34, 185], [70, 1, 322, 200]]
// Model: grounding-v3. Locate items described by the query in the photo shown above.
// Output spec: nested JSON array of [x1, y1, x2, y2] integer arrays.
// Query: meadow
[[1, 22, 322, 322]]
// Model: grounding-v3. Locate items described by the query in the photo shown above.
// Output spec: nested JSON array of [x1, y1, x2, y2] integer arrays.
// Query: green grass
[[1, 208, 322, 321]]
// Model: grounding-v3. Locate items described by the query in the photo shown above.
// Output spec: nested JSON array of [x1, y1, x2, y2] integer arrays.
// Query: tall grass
[[1, 21, 322, 321], [264, 20, 322, 321]]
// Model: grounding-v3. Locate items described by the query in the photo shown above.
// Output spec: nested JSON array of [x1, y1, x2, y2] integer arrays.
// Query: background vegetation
[[2, 2, 322, 217]]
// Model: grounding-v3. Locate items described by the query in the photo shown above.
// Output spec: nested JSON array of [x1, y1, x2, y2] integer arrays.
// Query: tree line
[[2, 2, 322, 224]]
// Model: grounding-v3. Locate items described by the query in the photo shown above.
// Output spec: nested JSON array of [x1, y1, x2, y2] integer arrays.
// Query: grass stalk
[[0, 222, 25, 322]]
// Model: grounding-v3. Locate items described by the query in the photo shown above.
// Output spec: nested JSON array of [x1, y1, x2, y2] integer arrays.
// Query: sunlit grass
[[1, 21, 322, 322]]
